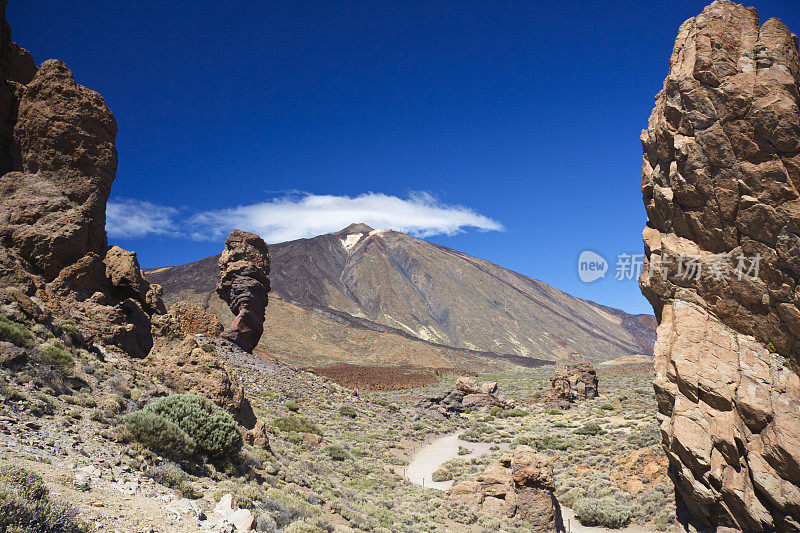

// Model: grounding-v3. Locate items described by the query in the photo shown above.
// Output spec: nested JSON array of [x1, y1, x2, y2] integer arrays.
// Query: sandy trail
[[406, 432, 660, 532], [404, 432, 504, 490]]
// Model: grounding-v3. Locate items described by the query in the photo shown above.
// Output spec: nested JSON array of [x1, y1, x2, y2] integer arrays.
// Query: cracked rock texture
[[640, 1, 800, 530], [546, 363, 598, 403], [0, 1, 164, 356], [216, 229, 270, 353], [446, 446, 563, 532]]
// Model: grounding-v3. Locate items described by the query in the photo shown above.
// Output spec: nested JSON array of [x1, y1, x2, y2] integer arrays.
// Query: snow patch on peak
[[341, 233, 364, 251]]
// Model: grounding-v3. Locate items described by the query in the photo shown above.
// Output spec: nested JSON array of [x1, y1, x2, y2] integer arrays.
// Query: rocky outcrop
[[446, 446, 563, 531], [0, 4, 164, 357], [145, 326, 256, 428], [216, 230, 270, 352], [169, 301, 223, 337], [417, 376, 513, 416], [640, 1, 800, 530], [545, 363, 598, 404]]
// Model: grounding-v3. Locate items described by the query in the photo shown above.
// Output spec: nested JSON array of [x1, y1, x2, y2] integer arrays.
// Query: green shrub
[[285, 400, 300, 412], [321, 444, 352, 461], [0, 315, 35, 348], [506, 408, 529, 417], [0, 465, 85, 532], [457, 446, 471, 455], [489, 406, 503, 416], [600, 403, 615, 411], [574, 422, 605, 436], [0, 465, 48, 500], [273, 415, 322, 436], [144, 394, 242, 457], [124, 394, 241, 460], [39, 344, 74, 371], [124, 410, 196, 459], [573, 497, 632, 528], [459, 422, 495, 442], [339, 405, 357, 418], [58, 320, 83, 344], [533, 436, 573, 451], [410, 421, 426, 431], [546, 408, 562, 415], [431, 465, 453, 482]]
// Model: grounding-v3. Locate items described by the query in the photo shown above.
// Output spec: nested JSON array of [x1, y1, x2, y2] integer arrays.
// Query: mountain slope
[[145, 224, 655, 363]]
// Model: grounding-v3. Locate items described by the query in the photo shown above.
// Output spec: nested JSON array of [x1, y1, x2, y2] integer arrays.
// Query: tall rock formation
[[640, 1, 800, 530], [216, 229, 270, 352], [0, 2, 164, 356]]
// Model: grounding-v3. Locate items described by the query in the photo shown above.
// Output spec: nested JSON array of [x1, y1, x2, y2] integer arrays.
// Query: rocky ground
[[1, 314, 676, 532]]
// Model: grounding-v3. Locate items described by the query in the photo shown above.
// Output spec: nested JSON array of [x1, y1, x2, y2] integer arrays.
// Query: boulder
[[545, 363, 598, 403], [419, 377, 512, 416], [446, 446, 563, 531], [640, 1, 800, 529], [169, 300, 223, 337], [145, 332, 256, 428], [216, 229, 270, 352]]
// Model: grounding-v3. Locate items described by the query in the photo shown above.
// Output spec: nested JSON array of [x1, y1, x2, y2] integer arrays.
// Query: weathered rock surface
[[0, 3, 163, 357], [640, 1, 800, 530], [545, 363, 598, 404], [418, 376, 513, 416], [446, 446, 563, 531], [216, 230, 270, 352], [169, 300, 223, 337], [145, 328, 256, 428]]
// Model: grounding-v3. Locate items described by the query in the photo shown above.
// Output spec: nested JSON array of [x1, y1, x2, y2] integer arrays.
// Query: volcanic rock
[[545, 363, 598, 404], [169, 300, 223, 337], [418, 376, 512, 416], [640, 1, 800, 530], [446, 446, 563, 531], [0, 4, 164, 357], [216, 229, 270, 352]]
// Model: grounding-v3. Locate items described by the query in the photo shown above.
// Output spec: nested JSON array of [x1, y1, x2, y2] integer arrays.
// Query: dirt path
[[406, 433, 660, 532], [404, 432, 504, 490]]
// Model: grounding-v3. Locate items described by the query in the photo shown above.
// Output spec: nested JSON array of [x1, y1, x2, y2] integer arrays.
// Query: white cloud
[[187, 191, 504, 243], [106, 198, 181, 239], [106, 191, 503, 244]]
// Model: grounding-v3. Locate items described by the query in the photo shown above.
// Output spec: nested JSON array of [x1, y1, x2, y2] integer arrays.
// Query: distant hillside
[[145, 224, 655, 363]]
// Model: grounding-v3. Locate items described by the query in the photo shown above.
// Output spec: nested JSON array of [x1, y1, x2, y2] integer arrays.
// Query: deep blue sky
[[9, 1, 799, 314]]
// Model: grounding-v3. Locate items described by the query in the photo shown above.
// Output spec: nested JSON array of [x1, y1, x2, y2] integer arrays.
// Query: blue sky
[[9, 1, 799, 315]]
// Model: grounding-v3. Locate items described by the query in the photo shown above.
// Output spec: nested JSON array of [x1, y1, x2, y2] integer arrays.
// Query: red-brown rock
[[216, 229, 270, 352], [640, 1, 800, 530]]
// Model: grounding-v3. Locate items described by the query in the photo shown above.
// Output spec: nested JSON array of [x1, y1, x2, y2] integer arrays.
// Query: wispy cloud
[[106, 191, 503, 244], [106, 198, 181, 239]]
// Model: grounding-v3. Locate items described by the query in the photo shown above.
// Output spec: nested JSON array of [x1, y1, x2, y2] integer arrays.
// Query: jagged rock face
[[216, 229, 270, 352], [169, 301, 223, 337], [0, 4, 162, 357], [546, 363, 598, 403], [640, 1, 800, 530], [417, 376, 513, 416], [446, 446, 563, 531]]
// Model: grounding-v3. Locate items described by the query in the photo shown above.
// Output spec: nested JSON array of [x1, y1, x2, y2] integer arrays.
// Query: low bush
[[39, 344, 75, 371], [58, 320, 83, 344], [273, 415, 322, 436], [459, 422, 495, 442], [338, 405, 357, 419], [546, 408, 562, 415], [489, 406, 503, 416], [0, 315, 35, 348], [574, 422, 605, 436], [457, 446, 471, 456], [285, 400, 300, 412], [506, 408, 529, 417], [431, 465, 453, 482], [533, 435, 573, 451], [573, 497, 632, 528], [600, 403, 615, 411], [321, 444, 352, 461], [124, 394, 242, 461], [0, 465, 85, 532], [410, 421, 426, 431]]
